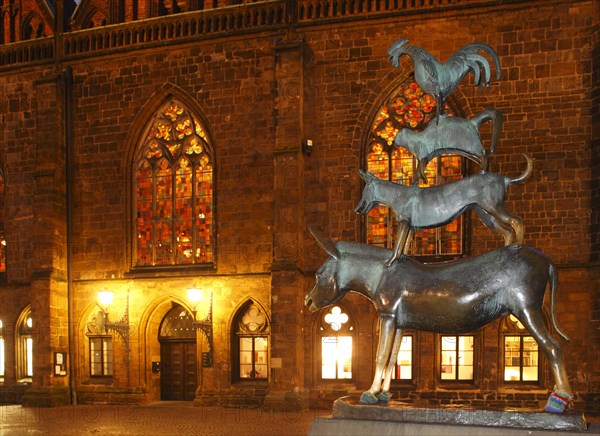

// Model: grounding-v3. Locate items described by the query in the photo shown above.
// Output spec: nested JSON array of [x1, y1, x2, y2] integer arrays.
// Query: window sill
[[82, 377, 114, 385], [390, 379, 417, 386], [232, 379, 269, 386], [316, 380, 356, 387], [436, 381, 479, 390], [499, 383, 546, 392], [125, 263, 216, 278]]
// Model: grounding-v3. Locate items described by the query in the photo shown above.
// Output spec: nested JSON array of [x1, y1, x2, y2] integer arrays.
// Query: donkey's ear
[[309, 227, 340, 260]]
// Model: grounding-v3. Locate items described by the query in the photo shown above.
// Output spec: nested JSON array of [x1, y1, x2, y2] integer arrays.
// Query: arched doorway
[[158, 304, 197, 401]]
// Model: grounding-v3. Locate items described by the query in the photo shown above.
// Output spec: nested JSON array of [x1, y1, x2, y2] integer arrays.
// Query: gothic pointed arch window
[[232, 301, 270, 381], [502, 315, 540, 383], [0, 168, 5, 273], [0, 320, 4, 382], [16, 307, 33, 382], [319, 305, 354, 380], [133, 99, 215, 268], [365, 81, 464, 258], [86, 310, 114, 377]]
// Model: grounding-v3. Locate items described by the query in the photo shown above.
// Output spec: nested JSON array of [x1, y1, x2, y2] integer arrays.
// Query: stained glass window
[[503, 315, 539, 382], [134, 100, 214, 267], [366, 82, 463, 257]]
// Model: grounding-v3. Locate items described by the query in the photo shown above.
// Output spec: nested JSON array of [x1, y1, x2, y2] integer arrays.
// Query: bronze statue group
[[306, 40, 573, 414]]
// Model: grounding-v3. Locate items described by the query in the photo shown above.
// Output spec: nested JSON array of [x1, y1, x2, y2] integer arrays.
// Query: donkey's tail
[[472, 108, 503, 155], [548, 261, 569, 342], [508, 154, 533, 185]]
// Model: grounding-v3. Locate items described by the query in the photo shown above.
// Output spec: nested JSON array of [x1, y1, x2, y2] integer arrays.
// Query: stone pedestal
[[309, 396, 590, 435]]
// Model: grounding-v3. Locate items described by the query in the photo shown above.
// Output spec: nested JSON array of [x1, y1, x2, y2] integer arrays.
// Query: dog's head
[[355, 170, 380, 215]]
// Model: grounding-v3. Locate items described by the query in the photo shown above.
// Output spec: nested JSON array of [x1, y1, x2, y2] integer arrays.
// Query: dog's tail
[[472, 108, 503, 155], [507, 153, 533, 185]]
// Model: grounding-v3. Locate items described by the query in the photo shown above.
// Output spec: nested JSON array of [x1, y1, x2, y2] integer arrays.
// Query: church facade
[[0, 0, 597, 417]]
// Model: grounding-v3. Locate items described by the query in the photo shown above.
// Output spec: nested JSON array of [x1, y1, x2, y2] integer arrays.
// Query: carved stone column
[[22, 71, 71, 406]]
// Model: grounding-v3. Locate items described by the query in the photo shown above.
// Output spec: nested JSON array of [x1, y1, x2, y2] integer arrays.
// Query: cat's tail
[[472, 108, 503, 155]]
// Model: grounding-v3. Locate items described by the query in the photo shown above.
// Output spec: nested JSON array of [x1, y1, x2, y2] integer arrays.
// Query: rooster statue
[[388, 39, 501, 118]]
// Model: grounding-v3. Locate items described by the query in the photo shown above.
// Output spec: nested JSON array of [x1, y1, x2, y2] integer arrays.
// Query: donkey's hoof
[[376, 391, 392, 402], [359, 391, 379, 404], [544, 390, 573, 413]]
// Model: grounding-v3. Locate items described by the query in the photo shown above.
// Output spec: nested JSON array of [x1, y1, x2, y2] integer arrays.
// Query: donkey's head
[[305, 228, 346, 312], [355, 170, 380, 215]]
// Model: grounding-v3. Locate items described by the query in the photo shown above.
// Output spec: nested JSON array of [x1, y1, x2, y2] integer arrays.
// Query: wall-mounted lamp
[[187, 288, 213, 367], [302, 139, 314, 155], [97, 290, 131, 378]]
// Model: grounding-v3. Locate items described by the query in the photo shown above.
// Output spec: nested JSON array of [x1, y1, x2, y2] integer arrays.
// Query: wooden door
[[160, 341, 197, 401]]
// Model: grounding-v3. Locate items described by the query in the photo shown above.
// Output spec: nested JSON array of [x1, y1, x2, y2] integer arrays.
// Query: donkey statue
[[305, 228, 573, 413], [393, 109, 503, 184], [355, 154, 532, 267]]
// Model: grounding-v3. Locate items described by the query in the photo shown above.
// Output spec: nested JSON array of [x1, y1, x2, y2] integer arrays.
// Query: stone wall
[[0, 0, 596, 416]]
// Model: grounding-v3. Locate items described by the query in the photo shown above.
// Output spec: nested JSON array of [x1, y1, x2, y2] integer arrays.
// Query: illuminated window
[[391, 335, 413, 380], [366, 81, 463, 257], [440, 335, 474, 381], [86, 311, 114, 377], [0, 320, 4, 381], [320, 306, 353, 380], [17, 308, 33, 381], [233, 301, 269, 381], [89, 337, 114, 376], [503, 315, 539, 382], [0, 170, 5, 273], [134, 99, 214, 268]]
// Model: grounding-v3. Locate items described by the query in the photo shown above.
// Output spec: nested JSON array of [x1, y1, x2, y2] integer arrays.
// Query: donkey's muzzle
[[355, 199, 373, 215]]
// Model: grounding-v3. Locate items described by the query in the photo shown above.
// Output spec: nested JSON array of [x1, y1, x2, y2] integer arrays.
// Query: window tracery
[[86, 310, 114, 377], [234, 302, 269, 380], [320, 305, 353, 380], [134, 99, 214, 268]]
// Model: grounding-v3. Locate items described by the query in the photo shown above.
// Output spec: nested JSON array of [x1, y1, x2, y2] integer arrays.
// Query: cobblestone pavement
[[0, 403, 329, 436]]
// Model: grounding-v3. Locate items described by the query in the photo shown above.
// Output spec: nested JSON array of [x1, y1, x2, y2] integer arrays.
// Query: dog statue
[[394, 109, 503, 184], [355, 154, 532, 267]]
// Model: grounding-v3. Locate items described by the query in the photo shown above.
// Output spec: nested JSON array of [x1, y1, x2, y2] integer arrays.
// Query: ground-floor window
[[86, 310, 116, 378], [503, 315, 539, 382], [320, 306, 353, 380], [89, 336, 114, 377], [233, 300, 270, 381], [239, 336, 268, 379], [391, 335, 413, 381], [0, 320, 4, 381], [440, 335, 474, 381], [16, 309, 33, 382]]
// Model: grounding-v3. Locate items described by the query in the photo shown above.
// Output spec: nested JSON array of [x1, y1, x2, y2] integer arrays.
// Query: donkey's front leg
[[378, 328, 403, 402], [360, 315, 396, 404]]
